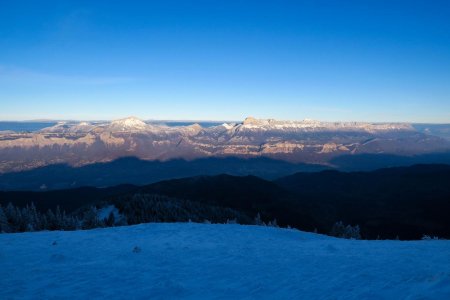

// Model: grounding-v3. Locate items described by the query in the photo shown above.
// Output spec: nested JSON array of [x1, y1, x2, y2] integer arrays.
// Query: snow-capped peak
[[302, 118, 319, 123], [240, 117, 413, 132], [221, 123, 235, 130], [110, 117, 148, 131], [39, 122, 69, 133], [243, 116, 259, 125]]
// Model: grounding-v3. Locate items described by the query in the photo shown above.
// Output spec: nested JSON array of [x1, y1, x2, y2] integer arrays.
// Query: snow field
[[1, 223, 449, 299]]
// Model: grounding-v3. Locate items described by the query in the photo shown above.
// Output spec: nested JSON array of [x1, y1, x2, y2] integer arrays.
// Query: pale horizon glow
[[0, 115, 448, 125]]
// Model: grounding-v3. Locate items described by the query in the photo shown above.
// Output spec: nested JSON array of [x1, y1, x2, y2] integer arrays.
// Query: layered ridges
[[0, 116, 447, 173]]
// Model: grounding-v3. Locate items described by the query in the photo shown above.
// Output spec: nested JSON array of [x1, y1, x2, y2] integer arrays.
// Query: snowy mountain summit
[[108, 116, 148, 131], [240, 116, 413, 131]]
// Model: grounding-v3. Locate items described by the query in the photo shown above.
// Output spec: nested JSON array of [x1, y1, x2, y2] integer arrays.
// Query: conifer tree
[[82, 207, 104, 229], [0, 205, 10, 233]]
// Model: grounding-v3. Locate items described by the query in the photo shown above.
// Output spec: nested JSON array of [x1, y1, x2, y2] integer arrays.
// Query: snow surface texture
[[1, 223, 449, 299]]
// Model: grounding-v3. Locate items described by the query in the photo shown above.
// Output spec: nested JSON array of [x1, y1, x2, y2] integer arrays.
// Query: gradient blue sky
[[1, 0, 449, 122]]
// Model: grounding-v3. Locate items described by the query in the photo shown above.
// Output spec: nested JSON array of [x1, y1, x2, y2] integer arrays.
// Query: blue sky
[[1, 0, 449, 122]]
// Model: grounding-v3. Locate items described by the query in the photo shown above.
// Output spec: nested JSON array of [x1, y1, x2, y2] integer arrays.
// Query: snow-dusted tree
[[40, 213, 49, 230], [422, 235, 439, 240], [21, 206, 33, 232], [254, 213, 264, 226], [25, 203, 42, 231], [46, 209, 58, 230], [0, 205, 11, 233], [0, 203, 81, 233], [4, 203, 20, 232], [267, 218, 279, 228], [344, 224, 361, 240], [82, 207, 104, 229], [105, 212, 115, 227], [63, 215, 79, 231], [330, 221, 361, 239], [55, 206, 64, 228], [14, 206, 26, 232], [330, 221, 345, 237]]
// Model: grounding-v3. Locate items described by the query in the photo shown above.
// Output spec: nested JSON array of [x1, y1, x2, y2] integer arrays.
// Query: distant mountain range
[[1, 116, 449, 175]]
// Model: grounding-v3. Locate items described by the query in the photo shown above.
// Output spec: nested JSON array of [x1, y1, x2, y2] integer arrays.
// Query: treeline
[[0, 194, 363, 240], [0, 202, 114, 233], [0, 194, 271, 234], [0, 203, 79, 233], [112, 193, 253, 225]]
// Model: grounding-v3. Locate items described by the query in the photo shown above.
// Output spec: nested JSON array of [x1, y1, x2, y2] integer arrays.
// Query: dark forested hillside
[[1, 164, 450, 239], [0, 157, 325, 191], [137, 174, 315, 230], [0, 185, 136, 213], [275, 164, 450, 239], [140, 174, 287, 209]]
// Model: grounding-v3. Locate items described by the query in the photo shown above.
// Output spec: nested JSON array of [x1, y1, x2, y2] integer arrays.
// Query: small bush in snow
[[330, 221, 361, 239], [422, 235, 439, 240], [267, 219, 279, 228], [254, 213, 264, 226]]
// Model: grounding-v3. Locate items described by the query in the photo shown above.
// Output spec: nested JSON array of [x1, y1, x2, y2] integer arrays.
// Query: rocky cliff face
[[0, 117, 448, 173]]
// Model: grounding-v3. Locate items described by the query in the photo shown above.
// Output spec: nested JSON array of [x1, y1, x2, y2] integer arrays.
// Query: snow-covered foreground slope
[[1, 223, 449, 299]]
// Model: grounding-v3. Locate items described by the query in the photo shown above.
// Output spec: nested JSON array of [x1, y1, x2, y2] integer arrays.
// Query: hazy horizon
[[0, 115, 450, 124]]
